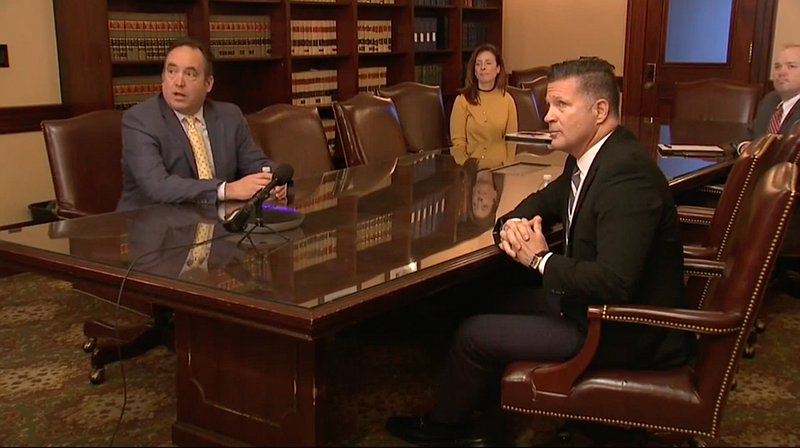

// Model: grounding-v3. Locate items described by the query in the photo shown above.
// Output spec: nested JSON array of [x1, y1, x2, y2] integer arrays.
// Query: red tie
[[767, 102, 784, 134]]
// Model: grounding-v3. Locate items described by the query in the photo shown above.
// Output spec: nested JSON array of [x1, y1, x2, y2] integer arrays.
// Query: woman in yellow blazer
[[450, 44, 518, 148]]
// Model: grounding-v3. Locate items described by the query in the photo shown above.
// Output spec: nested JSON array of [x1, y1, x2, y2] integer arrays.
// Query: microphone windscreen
[[272, 164, 294, 186]]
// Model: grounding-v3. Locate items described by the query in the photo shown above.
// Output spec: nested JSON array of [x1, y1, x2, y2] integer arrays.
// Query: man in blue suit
[[117, 37, 286, 210]]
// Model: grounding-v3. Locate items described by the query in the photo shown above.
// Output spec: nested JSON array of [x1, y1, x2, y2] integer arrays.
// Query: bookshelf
[[52, 0, 503, 116]]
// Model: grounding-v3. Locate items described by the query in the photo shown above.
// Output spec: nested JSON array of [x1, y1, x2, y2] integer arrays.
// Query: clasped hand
[[498, 216, 549, 267], [225, 171, 288, 201]]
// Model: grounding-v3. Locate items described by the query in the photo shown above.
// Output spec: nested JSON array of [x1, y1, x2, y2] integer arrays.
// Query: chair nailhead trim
[[600, 305, 740, 335], [684, 270, 722, 279], [500, 405, 712, 438]]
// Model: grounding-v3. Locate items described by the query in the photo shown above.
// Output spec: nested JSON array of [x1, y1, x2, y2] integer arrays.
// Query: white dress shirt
[[778, 91, 800, 127]]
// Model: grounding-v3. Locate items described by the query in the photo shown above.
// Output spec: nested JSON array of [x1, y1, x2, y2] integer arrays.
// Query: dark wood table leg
[[171, 311, 325, 446]]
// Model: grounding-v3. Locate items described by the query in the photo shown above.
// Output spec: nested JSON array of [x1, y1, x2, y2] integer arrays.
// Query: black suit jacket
[[496, 126, 695, 369], [117, 94, 272, 210], [750, 90, 800, 138]]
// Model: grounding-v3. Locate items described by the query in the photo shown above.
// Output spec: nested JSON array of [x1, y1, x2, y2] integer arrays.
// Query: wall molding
[[0, 104, 71, 135]]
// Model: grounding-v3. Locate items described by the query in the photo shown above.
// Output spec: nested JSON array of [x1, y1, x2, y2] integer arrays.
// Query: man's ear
[[205, 75, 215, 93], [594, 98, 610, 123]]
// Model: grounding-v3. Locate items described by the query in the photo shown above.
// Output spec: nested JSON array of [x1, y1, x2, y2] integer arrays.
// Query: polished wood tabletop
[[0, 120, 741, 446]]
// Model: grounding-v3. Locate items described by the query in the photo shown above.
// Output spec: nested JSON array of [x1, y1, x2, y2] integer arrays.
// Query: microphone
[[223, 164, 294, 233]]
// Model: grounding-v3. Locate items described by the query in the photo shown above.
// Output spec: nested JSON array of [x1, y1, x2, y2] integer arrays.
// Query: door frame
[[621, 0, 779, 116]]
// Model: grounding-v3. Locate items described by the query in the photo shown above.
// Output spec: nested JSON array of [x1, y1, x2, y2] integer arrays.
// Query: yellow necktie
[[185, 116, 213, 179], [188, 223, 214, 269]]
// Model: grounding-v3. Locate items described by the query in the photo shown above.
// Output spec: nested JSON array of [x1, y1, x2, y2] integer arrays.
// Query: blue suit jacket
[[117, 94, 271, 210]]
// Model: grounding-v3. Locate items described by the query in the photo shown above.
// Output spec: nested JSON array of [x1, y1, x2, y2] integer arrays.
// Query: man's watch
[[528, 250, 550, 270]]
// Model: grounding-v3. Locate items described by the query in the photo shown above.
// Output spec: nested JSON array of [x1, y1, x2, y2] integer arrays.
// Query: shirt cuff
[[538, 252, 553, 275], [217, 182, 226, 201]]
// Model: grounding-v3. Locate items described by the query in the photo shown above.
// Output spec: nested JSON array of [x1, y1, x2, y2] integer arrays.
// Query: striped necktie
[[767, 102, 784, 134], [566, 168, 582, 246], [185, 116, 214, 179]]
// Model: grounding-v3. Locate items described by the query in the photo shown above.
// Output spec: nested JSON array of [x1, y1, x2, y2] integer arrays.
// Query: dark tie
[[767, 103, 784, 134], [566, 168, 582, 243]]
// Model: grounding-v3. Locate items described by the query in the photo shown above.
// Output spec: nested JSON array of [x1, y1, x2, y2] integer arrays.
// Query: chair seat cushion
[[502, 362, 712, 435]]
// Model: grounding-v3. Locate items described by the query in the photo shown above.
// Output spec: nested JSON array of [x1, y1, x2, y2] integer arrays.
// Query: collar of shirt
[[173, 106, 206, 128], [575, 130, 613, 177], [781, 91, 800, 120]]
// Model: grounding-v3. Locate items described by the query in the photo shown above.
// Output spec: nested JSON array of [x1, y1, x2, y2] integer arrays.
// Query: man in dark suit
[[117, 37, 287, 210], [740, 44, 800, 150], [386, 57, 696, 446]]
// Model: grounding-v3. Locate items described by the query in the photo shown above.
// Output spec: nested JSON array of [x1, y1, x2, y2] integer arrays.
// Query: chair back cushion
[[507, 85, 545, 131], [246, 104, 333, 179], [332, 94, 407, 167], [42, 110, 124, 219], [378, 82, 449, 152], [520, 75, 548, 126], [509, 66, 548, 88], [673, 78, 760, 123]]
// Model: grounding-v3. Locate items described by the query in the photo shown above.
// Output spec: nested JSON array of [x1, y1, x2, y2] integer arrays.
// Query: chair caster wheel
[[557, 429, 572, 442], [743, 346, 756, 359], [731, 377, 738, 391], [755, 319, 767, 334], [90, 368, 106, 385], [82, 337, 97, 353]]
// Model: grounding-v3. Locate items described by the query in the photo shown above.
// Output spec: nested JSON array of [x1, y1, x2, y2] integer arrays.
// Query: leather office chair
[[506, 86, 545, 131], [508, 66, 548, 88], [42, 110, 124, 218], [520, 75, 548, 127], [246, 104, 334, 179], [791, 119, 800, 135], [377, 82, 449, 153], [332, 93, 407, 167], [672, 78, 760, 124], [502, 162, 798, 445], [42, 110, 169, 384]]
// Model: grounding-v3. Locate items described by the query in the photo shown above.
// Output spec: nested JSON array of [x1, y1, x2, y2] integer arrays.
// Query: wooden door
[[622, 0, 778, 120]]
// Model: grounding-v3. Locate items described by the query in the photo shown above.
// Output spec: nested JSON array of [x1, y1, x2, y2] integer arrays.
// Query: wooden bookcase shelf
[[52, 0, 503, 115]]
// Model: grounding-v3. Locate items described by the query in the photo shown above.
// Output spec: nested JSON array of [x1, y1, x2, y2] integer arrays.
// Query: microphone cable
[[107, 228, 236, 446]]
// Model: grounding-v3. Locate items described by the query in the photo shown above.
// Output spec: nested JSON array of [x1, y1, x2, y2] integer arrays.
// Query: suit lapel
[[159, 94, 199, 177], [204, 101, 227, 179], [781, 100, 800, 134], [565, 127, 624, 253]]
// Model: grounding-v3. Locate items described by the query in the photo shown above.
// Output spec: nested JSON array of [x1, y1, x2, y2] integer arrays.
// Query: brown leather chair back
[[501, 162, 798, 440], [693, 162, 797, 399], [673, 78, 760, 124], [506, 86, 543, 131], [332, 93, 407, 167], [246, 104, 333, 179], [42, 110, 124, 219], [377, 82, 449, 152], [508, 66, 548, 88], [520, 75, 548, 126]]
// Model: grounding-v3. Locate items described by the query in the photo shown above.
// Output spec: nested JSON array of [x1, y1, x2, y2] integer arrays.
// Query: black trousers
[[429, 286, 584, 425]]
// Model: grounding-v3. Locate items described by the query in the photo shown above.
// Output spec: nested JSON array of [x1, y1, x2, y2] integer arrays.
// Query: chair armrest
[[683, 245, 718, 260], [684, 258, 725, 278], [677, 205, 715, 225], [697, 183, 724, 195], [528, 299, 741, 396], [594, 304, 743, 335], [529, 308, 603, 395]]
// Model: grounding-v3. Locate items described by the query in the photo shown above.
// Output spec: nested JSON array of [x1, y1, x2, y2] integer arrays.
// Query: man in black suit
[[117, 37, 286, 210], [740, 44, 800, 151], [386, 57, 696, 446]]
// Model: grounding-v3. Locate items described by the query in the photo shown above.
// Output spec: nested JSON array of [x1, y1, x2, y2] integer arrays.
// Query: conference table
[[0, 120, 743, 446]]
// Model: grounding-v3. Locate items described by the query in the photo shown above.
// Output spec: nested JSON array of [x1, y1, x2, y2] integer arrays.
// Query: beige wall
[[0, 0, 60, 226], [772, 0, 800, 76], [502, 0, 628, 75]]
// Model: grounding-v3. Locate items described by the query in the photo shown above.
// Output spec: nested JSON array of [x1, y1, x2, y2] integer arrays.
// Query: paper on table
[[658, 144, 725, 153]]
